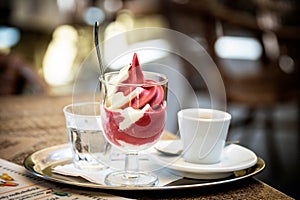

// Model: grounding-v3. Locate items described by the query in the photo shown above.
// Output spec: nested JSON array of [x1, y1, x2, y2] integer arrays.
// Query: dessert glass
[[99, 71, 168, 187]]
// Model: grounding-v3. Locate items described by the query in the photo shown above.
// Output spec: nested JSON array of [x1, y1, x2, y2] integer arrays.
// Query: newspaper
[[0, 159, 131, 200]]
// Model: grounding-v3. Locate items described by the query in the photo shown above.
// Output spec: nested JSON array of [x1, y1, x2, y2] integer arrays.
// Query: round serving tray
[[23, 144, 265, 190]]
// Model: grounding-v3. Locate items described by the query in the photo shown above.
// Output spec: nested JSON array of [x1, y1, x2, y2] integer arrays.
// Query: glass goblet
[[99, 71, 168, 187]]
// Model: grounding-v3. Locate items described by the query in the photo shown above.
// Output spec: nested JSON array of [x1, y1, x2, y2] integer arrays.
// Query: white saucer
[[150, 140, 258, 180]]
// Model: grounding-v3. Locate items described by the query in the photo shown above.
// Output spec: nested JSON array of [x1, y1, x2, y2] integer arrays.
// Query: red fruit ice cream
[[101, 53, 167, 149]]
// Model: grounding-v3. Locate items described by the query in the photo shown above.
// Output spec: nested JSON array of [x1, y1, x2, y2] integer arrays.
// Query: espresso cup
[[178, 108, 231, 164]]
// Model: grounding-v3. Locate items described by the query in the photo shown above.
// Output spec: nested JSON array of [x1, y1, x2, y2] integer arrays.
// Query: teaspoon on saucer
[[155, 140, 239, 156], [154, 140, 182, 156], [155, 146, 183, 156]]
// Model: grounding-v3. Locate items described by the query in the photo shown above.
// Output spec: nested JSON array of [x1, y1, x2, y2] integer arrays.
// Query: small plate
[[151, 141, 258, 179]]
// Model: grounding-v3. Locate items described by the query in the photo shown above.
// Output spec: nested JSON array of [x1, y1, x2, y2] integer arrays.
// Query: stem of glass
[[124, 153, 139, 179]]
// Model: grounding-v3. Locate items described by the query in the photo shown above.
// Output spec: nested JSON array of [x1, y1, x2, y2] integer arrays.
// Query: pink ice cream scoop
[[116, 53, 164, 109], [102, 53, 167, 146]]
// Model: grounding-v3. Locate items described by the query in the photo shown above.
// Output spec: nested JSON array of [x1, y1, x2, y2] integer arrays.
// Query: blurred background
[[0, 0, 299, 198]]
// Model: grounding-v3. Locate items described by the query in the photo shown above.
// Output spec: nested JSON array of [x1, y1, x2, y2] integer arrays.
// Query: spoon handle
[[94, 21, 104, 76]]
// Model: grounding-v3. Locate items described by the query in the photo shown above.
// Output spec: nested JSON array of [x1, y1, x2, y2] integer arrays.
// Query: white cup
[[178, 108, 231, 164]]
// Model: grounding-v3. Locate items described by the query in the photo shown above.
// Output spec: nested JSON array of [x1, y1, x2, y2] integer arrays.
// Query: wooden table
[[0, 95, 293, 199]]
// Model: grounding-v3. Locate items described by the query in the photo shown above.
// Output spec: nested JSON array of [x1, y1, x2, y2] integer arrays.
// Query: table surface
[[0, 94, 293, 199]]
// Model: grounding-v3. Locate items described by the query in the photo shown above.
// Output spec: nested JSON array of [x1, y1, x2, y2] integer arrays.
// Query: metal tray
[[23, 144, 265, 191]]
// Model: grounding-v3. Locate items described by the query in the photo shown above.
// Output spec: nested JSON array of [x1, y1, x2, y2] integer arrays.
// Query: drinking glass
[[63, 102, 110, 170], [99, 71, 168, 187]]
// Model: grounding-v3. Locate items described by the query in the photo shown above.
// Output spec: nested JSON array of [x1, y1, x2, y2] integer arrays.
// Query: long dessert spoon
[[94, 21, 104, 76]]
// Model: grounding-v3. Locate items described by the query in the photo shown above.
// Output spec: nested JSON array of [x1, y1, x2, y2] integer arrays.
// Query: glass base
[[104, 171, 158, 187]]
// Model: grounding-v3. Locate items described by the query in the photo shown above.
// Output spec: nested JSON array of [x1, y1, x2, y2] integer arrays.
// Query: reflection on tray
[[167, 158, 264, 186]]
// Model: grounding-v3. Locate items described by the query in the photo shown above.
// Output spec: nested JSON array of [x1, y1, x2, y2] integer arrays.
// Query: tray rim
[[23, 144, 265, 191]]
